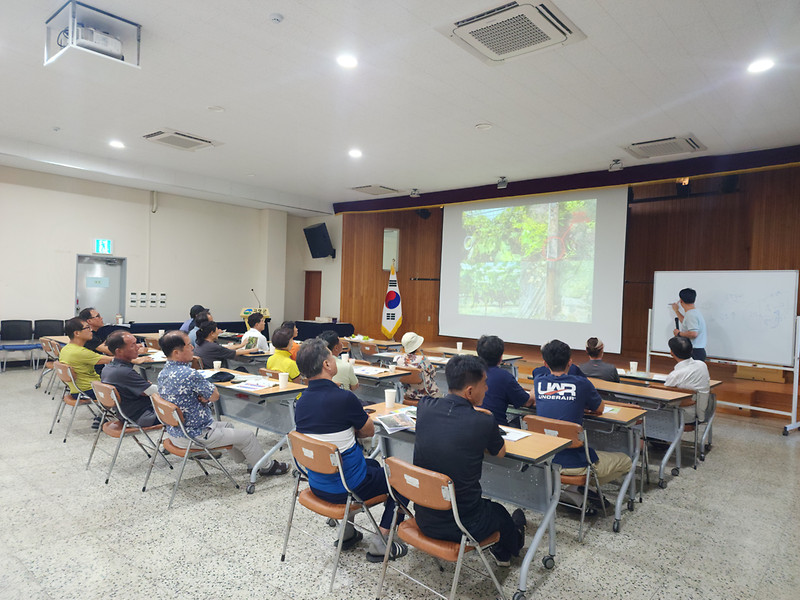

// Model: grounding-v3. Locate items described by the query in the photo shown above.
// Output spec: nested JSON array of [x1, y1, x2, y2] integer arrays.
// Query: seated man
[[318, 330, 359, 392], [78, 307, 112, 356], [241, 312, 270, 352], [180, 304, 207, 333], [193, 321, 257, 370], [101, 331, 158, 427], [578, 337, 620, 383], [414, 355, 525, 567], [294, 339, 407, 562], [157, 331, 288, 476], [188, 310, 213, 346], [534, 340, 631, 507], [281, 320, 300, 360], [665, 336, 710, 422], [477, 335, 534, 427], [266, 328, 301, 381], [532, 361, 585, 379], [59, 318, 114, 427]]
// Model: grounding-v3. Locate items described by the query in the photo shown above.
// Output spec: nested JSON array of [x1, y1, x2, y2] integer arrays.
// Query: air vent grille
[[437, 1, 585, 64], [142, 128, 222, 152], [470, 14, 551, 55], [623, 134, 707, 159], [349, 185, 400, 196]]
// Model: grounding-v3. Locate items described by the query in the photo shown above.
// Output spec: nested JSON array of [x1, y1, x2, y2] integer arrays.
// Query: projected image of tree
[[459, 200, 596, 322]]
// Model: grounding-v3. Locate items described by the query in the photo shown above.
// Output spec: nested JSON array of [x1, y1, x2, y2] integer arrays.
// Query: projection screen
[[438, 187, 628, 353]]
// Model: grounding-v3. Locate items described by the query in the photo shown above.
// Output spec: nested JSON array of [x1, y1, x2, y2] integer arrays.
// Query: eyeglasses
[[89, 314, 102, 320], [80, 326, 91, 331]]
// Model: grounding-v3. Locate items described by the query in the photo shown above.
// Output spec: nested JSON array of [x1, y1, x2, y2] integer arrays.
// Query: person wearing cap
[[578, 337, 620, 383], [393, 331, 441, 401], [180, 304, 207, 333]]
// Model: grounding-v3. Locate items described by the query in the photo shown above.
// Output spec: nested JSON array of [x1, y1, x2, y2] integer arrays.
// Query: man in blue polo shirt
[[534, 339, 631, 507], [294, 339, 408, 563], [477, 335, 534, 427]]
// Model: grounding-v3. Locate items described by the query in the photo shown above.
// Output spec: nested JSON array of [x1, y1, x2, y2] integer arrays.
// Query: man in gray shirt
[[578, 337, 619, 382]]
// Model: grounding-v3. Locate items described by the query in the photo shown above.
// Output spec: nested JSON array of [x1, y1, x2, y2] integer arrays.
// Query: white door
[[75, 256, 126, 323]]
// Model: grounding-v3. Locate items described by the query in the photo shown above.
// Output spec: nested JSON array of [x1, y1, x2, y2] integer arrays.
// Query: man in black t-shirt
[[78, 307, 112, 356], [414, 354, 526, 567], [101, 331, 158, 427]]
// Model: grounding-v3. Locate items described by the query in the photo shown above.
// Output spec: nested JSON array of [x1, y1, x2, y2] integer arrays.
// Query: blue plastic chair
[[1, 320, 41, 371]]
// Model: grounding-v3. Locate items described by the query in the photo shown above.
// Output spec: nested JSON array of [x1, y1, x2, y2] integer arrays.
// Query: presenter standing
[[670, 288, 707, 361]]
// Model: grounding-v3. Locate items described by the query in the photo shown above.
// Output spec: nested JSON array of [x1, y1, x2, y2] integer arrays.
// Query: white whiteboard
[[651, 270, 799, 366]]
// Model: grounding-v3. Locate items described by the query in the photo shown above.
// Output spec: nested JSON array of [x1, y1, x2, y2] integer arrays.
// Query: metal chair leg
[[105, 429, 127, 484], [374, 507, 400, 600], [578, 471, 591, 543], [49, 394, 65, 434], [448, 536, 468, 600], [62, 398, 84, 443], [168, 447, 193, 509], [329, 495, 353, 591], [142, 430, 166, 492], [474, 543, 509, 600], [281, 475, 302, 561], [86, 413, 108, 469]]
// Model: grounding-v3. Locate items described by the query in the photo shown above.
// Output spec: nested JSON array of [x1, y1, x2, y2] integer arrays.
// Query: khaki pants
[[561, 451, 632, 486], [169, 421, 265, 468]]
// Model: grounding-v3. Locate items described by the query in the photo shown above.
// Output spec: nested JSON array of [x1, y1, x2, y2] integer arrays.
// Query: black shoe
[[366, 540, 408, 563], [512, 508, 526, 546], [336, 530, 363, 551], [91, 416, 101, 430], [489, 544, 511, 567], [579, 486, 612, 510]]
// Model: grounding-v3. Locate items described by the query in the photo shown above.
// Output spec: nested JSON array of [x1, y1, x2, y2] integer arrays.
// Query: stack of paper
[[499, 427, 532, 442], [375, 413, 415, 434], [354, 366, 387, 376], [228, 379, 277, 393]]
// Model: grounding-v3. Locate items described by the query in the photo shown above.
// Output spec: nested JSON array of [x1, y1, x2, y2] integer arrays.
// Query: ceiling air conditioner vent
[[348, 185, 400, 196], [623, 134, 708, 159], [142, 128, 222, 151], [437, 1, 586, 65]]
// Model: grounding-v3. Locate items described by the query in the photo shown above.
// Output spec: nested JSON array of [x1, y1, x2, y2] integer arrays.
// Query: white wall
[[0, 166, 288, 328], [284, 214, 343, 322]]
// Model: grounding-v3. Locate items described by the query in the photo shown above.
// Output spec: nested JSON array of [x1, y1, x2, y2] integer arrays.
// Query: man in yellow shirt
[[266, 328, 301, 381], [58, 318, 114, 428]]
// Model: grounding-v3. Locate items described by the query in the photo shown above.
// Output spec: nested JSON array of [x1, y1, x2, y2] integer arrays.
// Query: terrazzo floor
[[1, 367, 799, 600]]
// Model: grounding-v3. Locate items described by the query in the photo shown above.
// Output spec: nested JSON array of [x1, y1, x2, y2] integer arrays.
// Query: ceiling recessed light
[[337, 55, 358, 68], [207, 105, 225, 112], [748, 58, 774, 73], [109, 140, 125, 149], [349, 149, 362, 158], [244, 173, 255, 177], [475, 123, 492, 130]]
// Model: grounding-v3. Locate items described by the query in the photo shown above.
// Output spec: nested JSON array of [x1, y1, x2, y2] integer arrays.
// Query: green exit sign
[[94, 239, 113, 254]]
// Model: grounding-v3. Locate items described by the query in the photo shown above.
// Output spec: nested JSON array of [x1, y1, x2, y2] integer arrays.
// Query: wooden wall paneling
[[341, 209, 444, 341], [621, 176, 751, 352]]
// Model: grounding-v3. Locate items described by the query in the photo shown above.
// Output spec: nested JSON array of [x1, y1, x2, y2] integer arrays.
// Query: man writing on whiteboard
[[670, 288, 707, 362]]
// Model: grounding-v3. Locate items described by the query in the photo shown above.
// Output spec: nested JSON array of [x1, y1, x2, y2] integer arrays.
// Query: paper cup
[[456, 342, 463, 351], [384, 389, 396, 410], [158, 329, 165, 336], [629, 361, 638, 373], [341, 353, 349, 361], [349, 358, 355, 365], [278, 372, 289, 389], [388, 364, 396, 373], [213, 361, 222, 370]]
